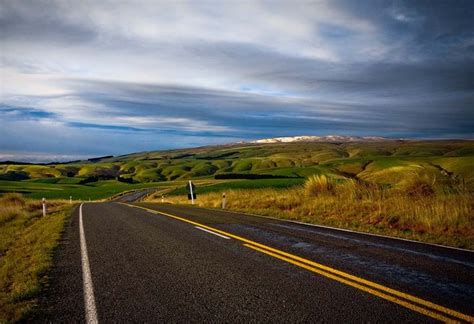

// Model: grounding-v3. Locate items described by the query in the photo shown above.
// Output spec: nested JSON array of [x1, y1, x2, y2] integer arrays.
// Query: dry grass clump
[[0, 193, 26, 207], [0, 206, 27, 225], [334, 179, 386, 201], [0, 194, 65, 225], [0, 193, 28, 225], [304, 175, 334, 196], [160, 174, 474, 249]]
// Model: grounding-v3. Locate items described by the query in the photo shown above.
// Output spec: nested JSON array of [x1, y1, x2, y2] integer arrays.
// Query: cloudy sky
[[1, 0, 473, 162]]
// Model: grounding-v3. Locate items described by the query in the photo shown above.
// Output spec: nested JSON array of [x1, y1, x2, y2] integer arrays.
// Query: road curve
[[36, 202, 474, 322], [111, 188, 156, 202]]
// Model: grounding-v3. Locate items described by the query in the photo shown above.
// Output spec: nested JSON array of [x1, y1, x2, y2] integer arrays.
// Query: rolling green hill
[[1, 139, 473, 199]]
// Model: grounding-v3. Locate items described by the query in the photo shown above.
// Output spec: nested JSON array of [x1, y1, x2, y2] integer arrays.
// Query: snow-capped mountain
[[250, 135, 391, 143]]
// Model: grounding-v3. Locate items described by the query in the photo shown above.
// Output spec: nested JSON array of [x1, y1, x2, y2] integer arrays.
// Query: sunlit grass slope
[[1, 140, 473, 200]]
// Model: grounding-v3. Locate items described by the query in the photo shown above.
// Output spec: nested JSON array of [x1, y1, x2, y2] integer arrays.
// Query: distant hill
[[0, 139, 473, 188]]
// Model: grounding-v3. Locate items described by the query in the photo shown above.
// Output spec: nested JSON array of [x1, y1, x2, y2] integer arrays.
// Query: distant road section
[[37, 202, 474, 322], [112, 188, 156, 202]]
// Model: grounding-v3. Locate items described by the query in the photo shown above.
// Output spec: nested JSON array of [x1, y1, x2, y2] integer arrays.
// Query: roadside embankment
[[157, 175, 474, 249], [0, 193, 74, 322]]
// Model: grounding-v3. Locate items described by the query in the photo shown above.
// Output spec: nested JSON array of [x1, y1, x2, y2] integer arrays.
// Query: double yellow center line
[[122, 203, 473, 323]]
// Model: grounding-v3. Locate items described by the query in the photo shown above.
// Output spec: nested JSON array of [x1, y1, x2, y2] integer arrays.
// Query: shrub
[[405, 181, 436, 197], [402, 172, 436, 197], [0, 171, 30, 181], [78, 176, 99, 184]]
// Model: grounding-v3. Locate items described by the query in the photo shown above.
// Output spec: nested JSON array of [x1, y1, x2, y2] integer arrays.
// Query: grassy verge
[[0, 194, 73, 322], [159, 175, 474, 249]]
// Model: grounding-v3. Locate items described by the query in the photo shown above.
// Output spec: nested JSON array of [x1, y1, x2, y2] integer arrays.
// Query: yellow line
[[243, 244, 456, 323], [122, 203, 473, 323]]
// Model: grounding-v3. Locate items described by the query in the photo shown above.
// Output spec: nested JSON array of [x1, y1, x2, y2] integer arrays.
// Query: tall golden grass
[[160, 174, 474, 249], [0, 193, 72, 322]]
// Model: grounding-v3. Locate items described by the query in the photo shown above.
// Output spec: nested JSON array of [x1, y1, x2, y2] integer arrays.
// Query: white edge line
[[192, 206, 474, 253], [79, 203, 99, 324], [194, 226, 230, 240]]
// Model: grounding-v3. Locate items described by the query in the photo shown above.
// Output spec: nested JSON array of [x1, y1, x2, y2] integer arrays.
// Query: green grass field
[[0, 180, 176, 200], [169, 178, 305, 196]]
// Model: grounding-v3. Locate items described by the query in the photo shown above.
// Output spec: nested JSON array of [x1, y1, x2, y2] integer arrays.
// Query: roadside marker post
[[189, 180, 194, 205], [222, 192, 226, 209], [70, 196, 72, 204], [187, 180, 196, 205], [161, 195, 164, 203], [42, 197, 47, 217]]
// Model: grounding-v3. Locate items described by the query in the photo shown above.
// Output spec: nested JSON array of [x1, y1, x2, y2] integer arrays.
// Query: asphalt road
[[112, 188, 156, 202], [37, 202, 474, 323]]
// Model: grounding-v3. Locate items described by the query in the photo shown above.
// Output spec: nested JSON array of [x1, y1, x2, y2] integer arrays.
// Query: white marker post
[[70, 196, 72, 204], [42, 197, 47, 217], [161, 195, 164, 203], [222, 192, 226, 209], [189, 180, 195, 205]]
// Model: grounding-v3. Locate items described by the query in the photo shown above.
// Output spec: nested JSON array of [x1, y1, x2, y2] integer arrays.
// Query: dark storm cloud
[[60, 77, 474, 140], [0, 0, 473, 161], [341, 0, 474, 36], [169, 40, 473, 102], [0, 1, 96, 44]]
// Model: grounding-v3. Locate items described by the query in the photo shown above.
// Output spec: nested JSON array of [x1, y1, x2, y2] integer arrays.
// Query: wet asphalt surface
[[35, 202, 474, 323]]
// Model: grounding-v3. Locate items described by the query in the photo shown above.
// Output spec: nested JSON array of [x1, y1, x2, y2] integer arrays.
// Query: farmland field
[[168, 178, 305, 196], [0, 180, 176, 200]]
